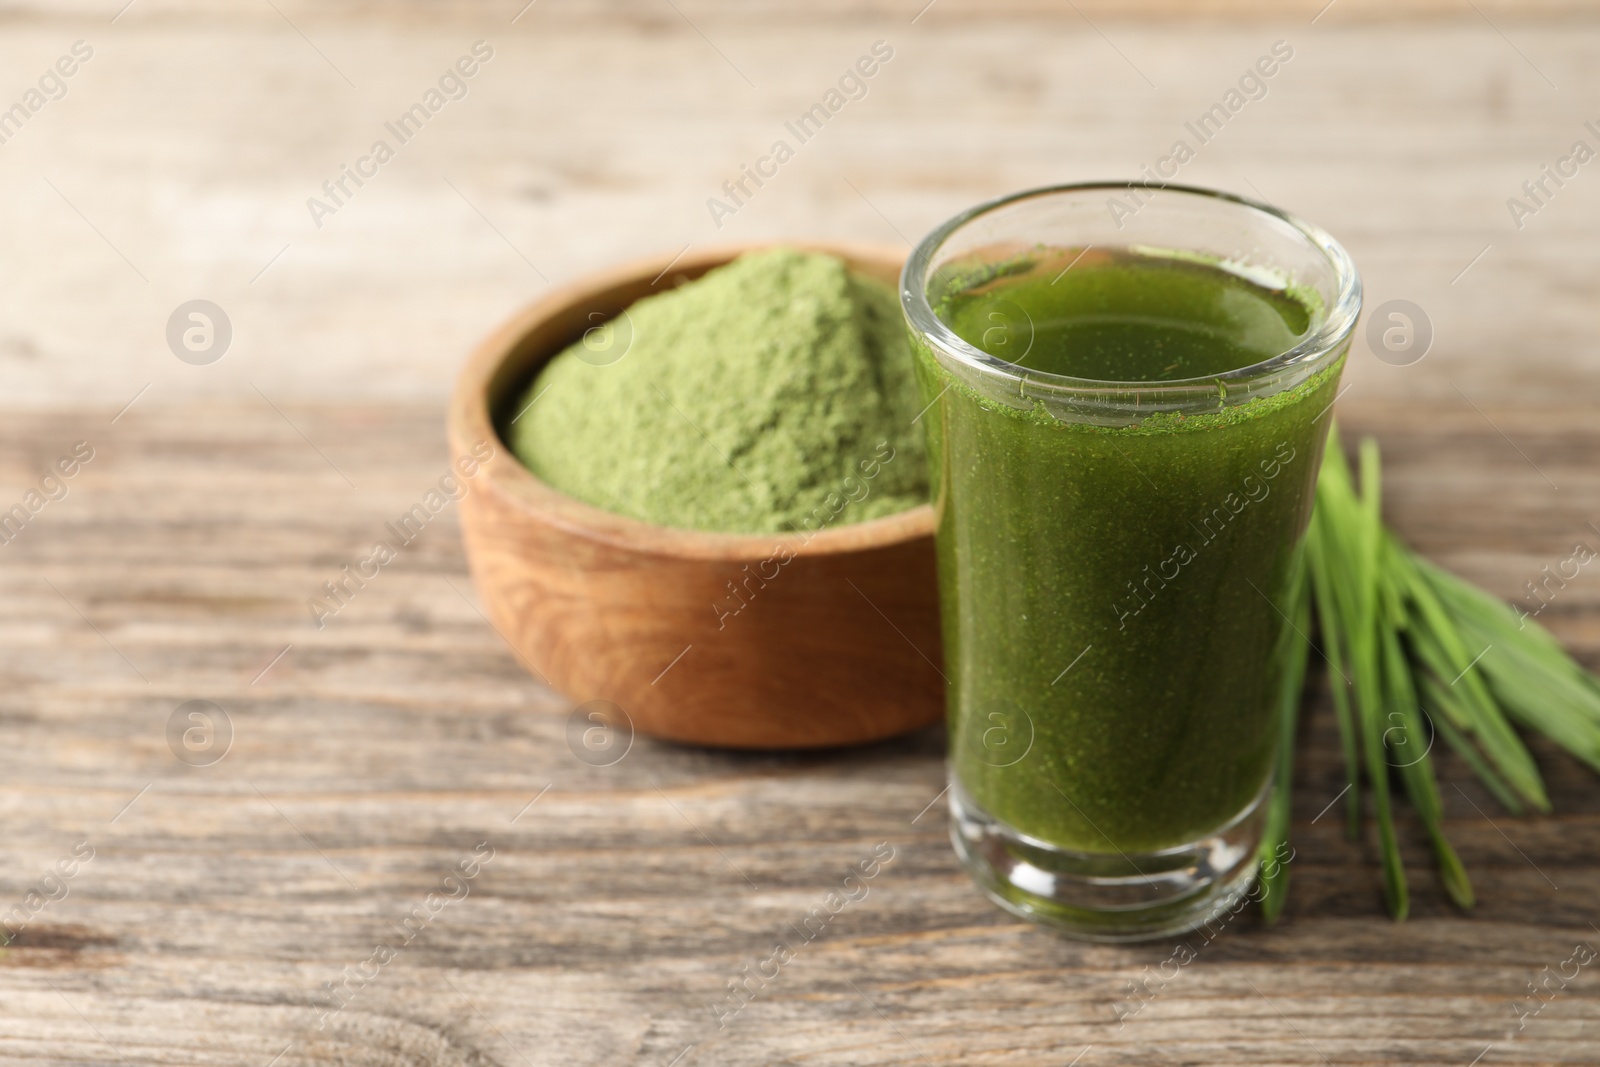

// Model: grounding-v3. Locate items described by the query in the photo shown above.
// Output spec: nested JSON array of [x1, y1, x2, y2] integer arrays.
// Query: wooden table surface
[[5, 3, 1600, 1064]]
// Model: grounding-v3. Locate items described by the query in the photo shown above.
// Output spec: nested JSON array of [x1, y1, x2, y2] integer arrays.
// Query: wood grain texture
[[5, 399, 1600, 1066], [2, 4, 1600, 1065], [7, 2, 1599, 23]]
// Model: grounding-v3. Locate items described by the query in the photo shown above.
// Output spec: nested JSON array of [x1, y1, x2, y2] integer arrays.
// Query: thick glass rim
[[900, 181, 1363, 407]]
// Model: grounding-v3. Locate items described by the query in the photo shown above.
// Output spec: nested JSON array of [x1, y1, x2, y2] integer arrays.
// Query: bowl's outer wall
[[449, 243, 945, 748]]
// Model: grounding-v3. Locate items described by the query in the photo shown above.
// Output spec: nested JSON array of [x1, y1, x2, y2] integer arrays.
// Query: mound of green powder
[[507, 248, 929, 533]]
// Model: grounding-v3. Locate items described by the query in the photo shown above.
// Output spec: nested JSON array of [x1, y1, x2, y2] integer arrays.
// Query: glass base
[[948, 778, 1267, 943]]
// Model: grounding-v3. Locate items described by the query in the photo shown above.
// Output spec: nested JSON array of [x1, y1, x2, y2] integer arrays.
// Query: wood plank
[[1, 6, 1599, 1064], [2, 401, 1599, 1064]]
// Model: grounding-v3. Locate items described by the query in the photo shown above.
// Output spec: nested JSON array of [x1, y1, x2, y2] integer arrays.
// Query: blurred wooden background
[[2, 1, 1599, 1064]]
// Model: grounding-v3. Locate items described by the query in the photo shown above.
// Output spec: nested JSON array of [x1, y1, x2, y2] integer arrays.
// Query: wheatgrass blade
[[1378, 579, 1474, 909], [1308, 426, 1363, 839], [1387, 535, 1549, 811], [1420, 558, 1600, 772], [1259, 548, 1312, 924], [1419, 675, 1527, 813], [1354, 438, 1408, 920]]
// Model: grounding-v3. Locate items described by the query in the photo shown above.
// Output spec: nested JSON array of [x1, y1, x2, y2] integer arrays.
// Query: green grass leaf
[[1275, 422, 1600, 922], [1259, 547, 1312, 925]]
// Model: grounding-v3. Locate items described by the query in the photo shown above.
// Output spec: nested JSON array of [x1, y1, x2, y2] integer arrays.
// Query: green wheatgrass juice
[[916, 246, 1342, 854]]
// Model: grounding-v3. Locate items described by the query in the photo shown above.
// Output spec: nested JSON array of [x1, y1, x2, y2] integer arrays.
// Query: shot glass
[[901, 183, 1361, 941]]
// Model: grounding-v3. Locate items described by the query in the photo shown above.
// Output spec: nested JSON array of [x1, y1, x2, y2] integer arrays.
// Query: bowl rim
[[447, 240, 937, 563]]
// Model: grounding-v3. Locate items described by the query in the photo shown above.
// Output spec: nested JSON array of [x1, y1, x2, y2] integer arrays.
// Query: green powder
[[507, 248, 929, 533]]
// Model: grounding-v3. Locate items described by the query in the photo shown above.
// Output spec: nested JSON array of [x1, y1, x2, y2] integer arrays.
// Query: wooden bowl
[[447, 243, 944, 749]]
